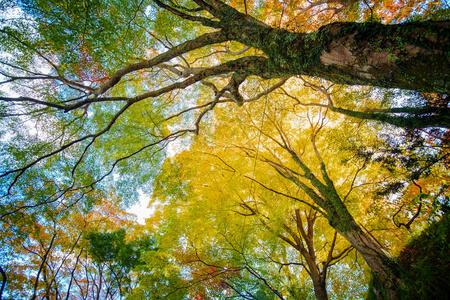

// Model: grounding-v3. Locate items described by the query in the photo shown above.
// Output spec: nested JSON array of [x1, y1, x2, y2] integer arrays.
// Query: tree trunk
[[337, 222, 402, 299], [321, 188, 403, 299], [303, 256, 329, 300], [0, 266, 6, 300], [311, 272, 328, 300], [276, 157, 404, 298], [227, 21, 450, 93], [280, 211, 331, 300]]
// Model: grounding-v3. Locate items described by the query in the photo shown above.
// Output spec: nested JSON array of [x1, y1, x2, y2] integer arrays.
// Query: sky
[[127, 190, 155, 224]]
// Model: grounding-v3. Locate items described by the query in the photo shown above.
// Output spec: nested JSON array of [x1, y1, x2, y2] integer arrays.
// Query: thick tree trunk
[[228, 21, 450, 93], [276, 156, 404, 298]]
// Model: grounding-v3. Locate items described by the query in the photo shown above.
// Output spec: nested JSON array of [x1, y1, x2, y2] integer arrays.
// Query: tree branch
[[93, 31, 229, 95]]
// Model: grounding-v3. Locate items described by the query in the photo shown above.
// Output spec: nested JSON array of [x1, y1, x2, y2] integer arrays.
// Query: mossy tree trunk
[[265, 140, 403, 299], [323, 190, 403, 299], [90, 1, 449, 107], [337, 221, 402, 299], [179, 0, 449, 93], [226, 21, 450, 93]]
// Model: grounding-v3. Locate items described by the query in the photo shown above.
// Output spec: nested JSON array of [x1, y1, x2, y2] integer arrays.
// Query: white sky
[[127, 190, 156, 224]]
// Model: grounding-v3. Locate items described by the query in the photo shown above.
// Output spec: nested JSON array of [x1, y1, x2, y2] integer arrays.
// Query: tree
[[147, 147, 359, 299], [171, 95, 433, 298], [82, 228, 154, 298], [242, 108, 405, 298], [279, 77, 450, 129], [0, 0, 448, 299], [0, 191, 151, 299], [144, 91, 416, 299]]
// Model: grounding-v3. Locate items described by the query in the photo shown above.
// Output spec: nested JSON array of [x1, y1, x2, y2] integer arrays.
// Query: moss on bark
[[228, 21, 450, 93]]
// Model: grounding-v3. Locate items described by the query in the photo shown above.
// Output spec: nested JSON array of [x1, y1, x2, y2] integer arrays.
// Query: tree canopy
[[0, 0, 449, 299]]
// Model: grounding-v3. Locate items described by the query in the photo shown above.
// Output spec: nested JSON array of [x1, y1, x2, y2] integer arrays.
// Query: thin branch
[[0, 28, 59, 72], [393, 180, 424, 231], [244, 266, 285, 299], [93, 31, 229, 95], [0, 100, 132, 195], [245, 176, 325, 216], [0, 96, 67, 110], [223, 281, 259, 299], [31, 233, 57, 300], [152, 0, 220, 27], [343, 160, 367, 202]]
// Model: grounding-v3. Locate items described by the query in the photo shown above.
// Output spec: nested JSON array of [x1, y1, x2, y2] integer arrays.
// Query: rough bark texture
[[274, 148, 403, 299], [227, 21, 450, 93], [310, 200, 403, 299]]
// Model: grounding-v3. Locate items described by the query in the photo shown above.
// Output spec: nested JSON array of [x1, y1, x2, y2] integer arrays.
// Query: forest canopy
[[0, 0, 449, 299]]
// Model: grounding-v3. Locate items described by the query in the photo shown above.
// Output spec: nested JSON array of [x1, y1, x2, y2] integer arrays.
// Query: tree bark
[[279, 224, 330, 300], [314, 279, 328, 300], [294, 242, 329, 300], [227, 21, 450, 93], [334, 217, 402, 299], [155, 0, 449, 93], [310, 267, 328, 300], [274, 150, 404, 299], [341, 230, 401, 299]]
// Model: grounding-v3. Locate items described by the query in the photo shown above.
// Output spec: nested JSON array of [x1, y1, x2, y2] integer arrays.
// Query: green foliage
[[367, 213, 450, 300], [397, 212, 450, 299], [0, 0, 448, 299], [127, 249, 189, 299], [18, 0, 153, 72], [85, 228, 154, 269]]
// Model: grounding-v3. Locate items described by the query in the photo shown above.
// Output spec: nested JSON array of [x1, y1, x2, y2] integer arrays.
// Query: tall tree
[[0, 191, 151, 299], [179, 96, 427, 298], [147, 147, 359, 299], [0, 0, 448, 299], [1, 0, 447, 209]]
